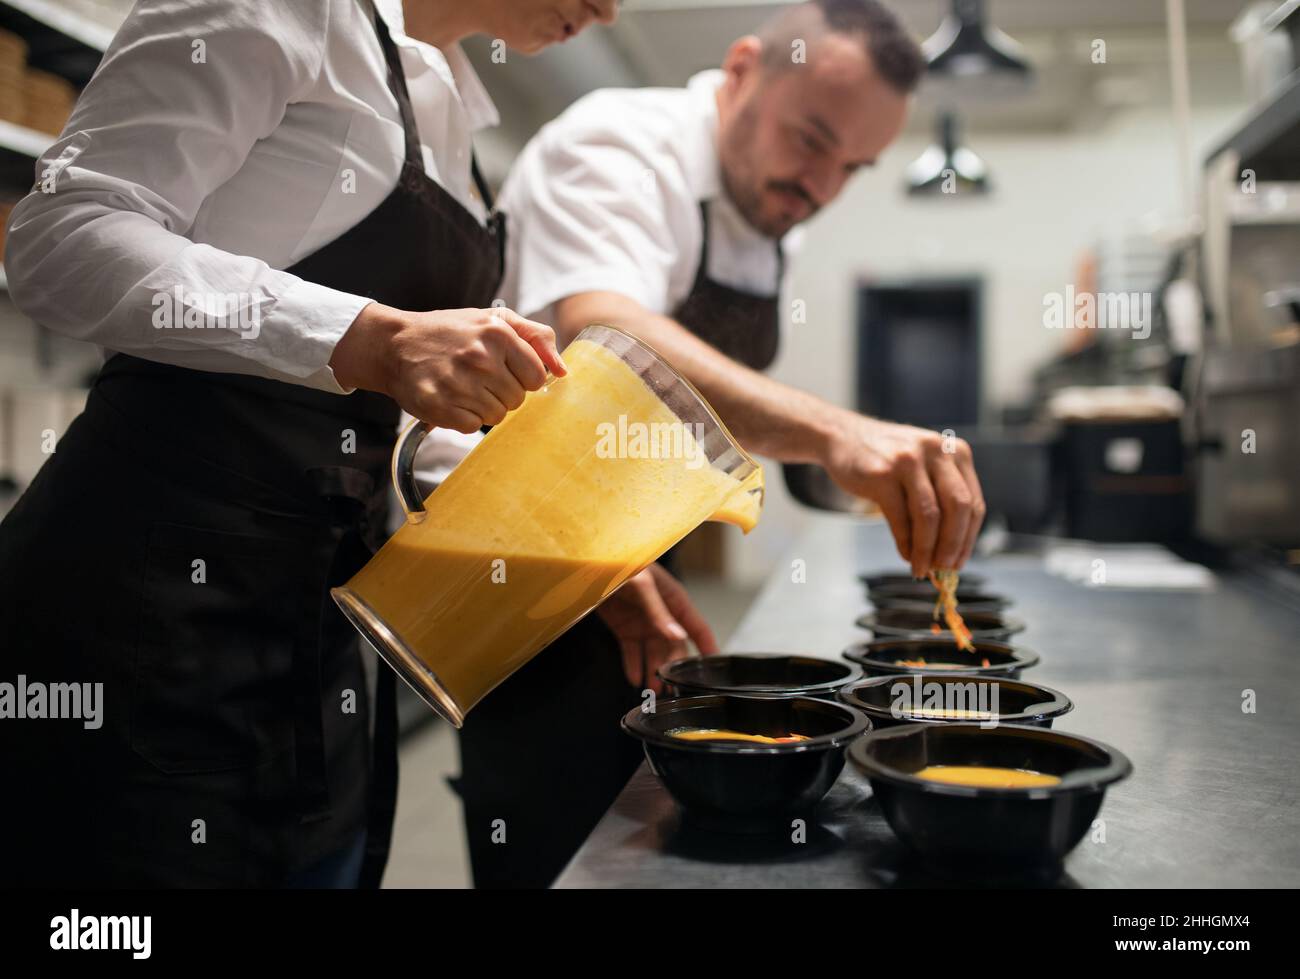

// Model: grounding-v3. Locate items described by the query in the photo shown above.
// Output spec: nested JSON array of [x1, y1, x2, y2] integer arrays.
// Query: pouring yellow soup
[[915, 765, 1061, 788]]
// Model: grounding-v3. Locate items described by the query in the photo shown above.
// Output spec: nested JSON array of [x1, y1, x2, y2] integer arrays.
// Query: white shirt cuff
[[268, 279, 374, 394]]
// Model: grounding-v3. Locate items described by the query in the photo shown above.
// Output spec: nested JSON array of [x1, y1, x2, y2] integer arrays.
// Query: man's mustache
[[767, 180, 817, 213]]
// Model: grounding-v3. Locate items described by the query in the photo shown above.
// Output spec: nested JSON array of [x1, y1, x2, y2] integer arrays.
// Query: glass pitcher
[[332, 324, 764, 727]]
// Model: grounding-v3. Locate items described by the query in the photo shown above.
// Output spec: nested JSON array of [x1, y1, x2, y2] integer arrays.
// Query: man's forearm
[[553, 290, 841, 464]]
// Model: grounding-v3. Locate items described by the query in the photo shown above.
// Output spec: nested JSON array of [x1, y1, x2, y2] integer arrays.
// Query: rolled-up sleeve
[[1, 0, 368, 393]]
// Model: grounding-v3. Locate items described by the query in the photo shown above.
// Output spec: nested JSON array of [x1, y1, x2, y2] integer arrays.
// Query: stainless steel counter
[[555, 514, 1300, 888]]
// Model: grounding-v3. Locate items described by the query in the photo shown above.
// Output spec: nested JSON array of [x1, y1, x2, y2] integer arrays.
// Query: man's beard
[[720, 144, 814, 239]]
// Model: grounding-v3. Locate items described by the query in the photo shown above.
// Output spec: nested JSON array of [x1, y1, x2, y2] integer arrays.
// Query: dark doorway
[[855, 278, 982, 429]]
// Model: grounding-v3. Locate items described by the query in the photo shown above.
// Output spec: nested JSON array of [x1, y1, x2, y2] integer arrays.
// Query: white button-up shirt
[[3, 0, 497, 394], [498, 69, 789, 322]]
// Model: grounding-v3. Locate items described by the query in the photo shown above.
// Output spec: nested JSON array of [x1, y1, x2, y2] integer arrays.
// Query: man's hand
[[821, 412, 985, 576], [329, 302, 566, 432], [597, 564, 719, 693]]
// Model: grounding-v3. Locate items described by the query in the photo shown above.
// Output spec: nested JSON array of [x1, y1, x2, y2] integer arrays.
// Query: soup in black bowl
[[843, 637, 1039, 678], [849, 723, 1132, 870], [838, 673, 1071, 728], [622, 695, 870, 833]]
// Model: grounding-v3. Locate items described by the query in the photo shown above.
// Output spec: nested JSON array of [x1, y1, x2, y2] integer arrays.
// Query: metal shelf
[[0, 117, 52, 158], [1207, 69, 1300, 180], [0, 117, 51, 191]]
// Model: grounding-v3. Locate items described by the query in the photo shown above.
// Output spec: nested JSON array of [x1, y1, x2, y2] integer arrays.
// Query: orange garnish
[[929, 569, 975, 652]]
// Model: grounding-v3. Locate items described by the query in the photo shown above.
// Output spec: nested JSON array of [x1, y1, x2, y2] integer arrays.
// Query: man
[[454, 0, 985, 887]]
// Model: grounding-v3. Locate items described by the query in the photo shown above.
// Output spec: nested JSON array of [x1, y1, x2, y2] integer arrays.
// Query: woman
[[0, 0, 616, 888]]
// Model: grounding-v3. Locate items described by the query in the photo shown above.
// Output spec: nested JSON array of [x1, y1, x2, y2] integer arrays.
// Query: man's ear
[[721, 35, 762, 89]]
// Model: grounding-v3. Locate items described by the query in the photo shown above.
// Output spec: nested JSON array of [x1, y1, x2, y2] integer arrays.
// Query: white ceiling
[[62, 0, 1260, 154], [473, 0, 1253, 144]]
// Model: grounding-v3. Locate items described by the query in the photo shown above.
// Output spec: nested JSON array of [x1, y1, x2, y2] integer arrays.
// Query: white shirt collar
[[685, 69, 726, 202], [374, 0, 500, 133]]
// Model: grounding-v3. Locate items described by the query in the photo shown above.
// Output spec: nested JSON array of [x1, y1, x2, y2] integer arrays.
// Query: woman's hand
[[329, 302, 566, 432], [597, 564, 719, 694]]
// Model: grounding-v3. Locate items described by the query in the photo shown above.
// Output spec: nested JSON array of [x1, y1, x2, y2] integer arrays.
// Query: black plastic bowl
[[838, 673, 1072, 728], [859, 571, 986, 596], [849, 723, 1132, 870], [659, 653, 863, 699], [843, 637, 1039, 678], [856, 606, 1025, 643], [868, 582, 1012, 615], [622, 695, 871, 832]]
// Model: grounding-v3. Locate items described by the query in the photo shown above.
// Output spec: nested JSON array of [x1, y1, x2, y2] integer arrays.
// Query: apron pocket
[[131, 521, 312, 775]]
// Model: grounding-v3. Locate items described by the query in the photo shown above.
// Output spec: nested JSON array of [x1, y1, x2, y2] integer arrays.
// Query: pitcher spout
[[708, 466, 765, 533]]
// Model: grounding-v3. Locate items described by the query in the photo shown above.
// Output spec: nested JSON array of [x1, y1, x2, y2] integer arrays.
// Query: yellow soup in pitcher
[[347, 337, 762, 714]]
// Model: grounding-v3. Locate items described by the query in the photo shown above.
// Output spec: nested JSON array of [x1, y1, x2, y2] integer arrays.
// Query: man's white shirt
[[499, 69, 791, 322]]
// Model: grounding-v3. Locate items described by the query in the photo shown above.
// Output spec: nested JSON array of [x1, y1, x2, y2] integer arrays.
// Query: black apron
[[0, 4, 503, 888], [671, 200, 784, 370], [454, 198, 782, 888]]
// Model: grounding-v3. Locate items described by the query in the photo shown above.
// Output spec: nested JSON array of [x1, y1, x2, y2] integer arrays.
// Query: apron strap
[[471, 155, 496, 212], [358, 663, 399, 888], [371, 2, 425, 171]]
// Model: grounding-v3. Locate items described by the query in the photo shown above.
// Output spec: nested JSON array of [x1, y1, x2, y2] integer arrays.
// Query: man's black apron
[[0, 5, 503, 888], [454, 199, 782, 888]]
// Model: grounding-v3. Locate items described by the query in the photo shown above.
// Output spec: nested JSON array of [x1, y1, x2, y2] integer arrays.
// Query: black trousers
[[453, 613, 645, 889]]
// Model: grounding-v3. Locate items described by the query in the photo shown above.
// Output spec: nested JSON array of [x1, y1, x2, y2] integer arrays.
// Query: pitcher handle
[[392, 417, 430, 524]]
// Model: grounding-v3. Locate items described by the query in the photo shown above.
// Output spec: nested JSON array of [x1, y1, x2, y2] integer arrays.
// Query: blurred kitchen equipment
[[1232, 3, 1295, 105], [1194, 342, 1300, 546], [332, 325, 764, 727], [1048, 386, 1191, 542], [781, 462, 862, 513], [1197, 60, 1300, 547], [1043, 541, 1214, 590]]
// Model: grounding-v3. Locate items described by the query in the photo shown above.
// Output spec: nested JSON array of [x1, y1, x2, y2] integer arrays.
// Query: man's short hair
[[758, 0, 926, 95]]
